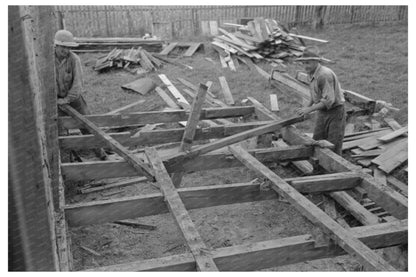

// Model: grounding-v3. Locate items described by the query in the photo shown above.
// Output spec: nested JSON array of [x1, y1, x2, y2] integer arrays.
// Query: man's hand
[[57, 98, 69, 105], [296, 107, 310, 117]]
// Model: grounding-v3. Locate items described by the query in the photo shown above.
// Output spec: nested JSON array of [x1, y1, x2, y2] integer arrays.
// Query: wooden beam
[[228, 145, 396, 271], [180, 84, 208, 151], [165, 116, 305, 168], [343, 90, 376, 112], [218, 76, 235, 105], [59, 121, 270, 150], [172, 84, 208, 187], [314, 147, 407, 219], [65, 173, 360, 227], [61, 145, 314, 181], [386, 176, 408, 197], [59, 104, 155, 180], [105, 99, 146, 115], [377, 126, 408, 143], [288, 33, 328, 43], [329, 191, 380, 225], [59, 106, 254, 129], [269, 94, 279, 112], [159, 74, 190, 109], [87, 219, 407, 271], [155, 87, 181, 109], [145, 147, 218, 271]]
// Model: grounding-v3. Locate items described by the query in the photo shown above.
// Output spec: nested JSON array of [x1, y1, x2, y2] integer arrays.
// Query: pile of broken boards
[[211, 18, 312, 66], [343, 118, 408, 196], [94, 47, 164, 74]]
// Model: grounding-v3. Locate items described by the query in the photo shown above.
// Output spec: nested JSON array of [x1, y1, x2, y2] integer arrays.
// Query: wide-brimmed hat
[[295, 47, 324, 62], [54, 30, 79, 47]]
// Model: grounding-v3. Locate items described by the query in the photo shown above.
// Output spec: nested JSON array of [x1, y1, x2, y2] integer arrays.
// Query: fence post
[[312, 5, 326, 30]]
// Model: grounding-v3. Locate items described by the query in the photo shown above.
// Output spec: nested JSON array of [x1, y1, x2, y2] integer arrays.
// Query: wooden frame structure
[[56, 96, 407, 271]]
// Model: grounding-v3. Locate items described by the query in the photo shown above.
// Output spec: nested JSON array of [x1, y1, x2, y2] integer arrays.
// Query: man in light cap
[[55, 29, 107, 160], [295, 47, 346, 155]]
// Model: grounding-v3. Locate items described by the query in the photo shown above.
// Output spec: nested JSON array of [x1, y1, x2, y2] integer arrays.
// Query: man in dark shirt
[[296, 48, 346, 155], [55, 30, 107, 160]]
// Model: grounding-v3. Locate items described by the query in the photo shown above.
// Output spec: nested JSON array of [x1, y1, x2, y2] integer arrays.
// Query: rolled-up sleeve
[[318, 76, 335, 110], [66, 54, 84, 102]]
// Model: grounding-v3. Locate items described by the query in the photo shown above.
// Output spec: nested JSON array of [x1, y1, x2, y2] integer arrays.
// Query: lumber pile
[[343, 119, 408, 194], [211, 18, 327, 64], [94, 47, 164, 73], [74, 37, 164, 52]]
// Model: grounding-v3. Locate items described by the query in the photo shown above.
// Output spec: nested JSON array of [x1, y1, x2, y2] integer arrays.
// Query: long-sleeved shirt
[[55, 51, 85, 102], [308, 64, 345, 110]]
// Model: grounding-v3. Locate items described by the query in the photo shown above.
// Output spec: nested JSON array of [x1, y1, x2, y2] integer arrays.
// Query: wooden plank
[[218, 76, 234, 105], [145, 147, 218, 271], [228, 145, 396, 271], [273, 140, 313, 175], [377, 126, 408, 143], [60, 106, 254, 129], [218, 28, 257, 50], [155, 87, 181, 109], [87, 219, 407, 271], [373, 167, 387, 186], [384, 117, 402, 131], [219, 54, 228, 68], [159, 42, 178, 55], [343, 90, 376, 110], [165, 116, 305, 167], [159, 74, 190, 109], [59, 121, 270, 150], [233, 31, 263, 43], [61, 145, 314, 181], [80, 177, 147, 194], [323, 195, 350, 228], [183, 42, 202, 57], [314, 147, 408, 220], [180, 84, 208, 151], [269, 94, 279, 112], [65, 172, 360, 227], [329, 191, 380, 225], [105, 99, 145, 115], [59, 104, 154, 180], [288, 33, 329, 43], [371, 139, 407, 173], [386, 176, 408, 197], [342, 130, 391, 150], [172, 84, 208, 187], [351, 149, 384, 158], [344, 127, 390, 139]]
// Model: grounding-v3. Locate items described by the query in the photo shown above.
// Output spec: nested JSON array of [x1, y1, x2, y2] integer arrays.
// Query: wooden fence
[[55, 5, 408, 39]]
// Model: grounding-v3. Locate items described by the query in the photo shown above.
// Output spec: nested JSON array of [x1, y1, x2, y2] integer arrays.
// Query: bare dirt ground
[[66, 22, 407, 271]]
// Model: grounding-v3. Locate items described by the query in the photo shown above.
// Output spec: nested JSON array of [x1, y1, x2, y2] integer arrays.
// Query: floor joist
[[228, 145, 396, 271], [65, 172, 361, 227], [58, 106, 255, 129], [145, 147, 218, 271], [59, 121, 274, 150], [86, 219, 407, 271], [61, 145, 314, 181]]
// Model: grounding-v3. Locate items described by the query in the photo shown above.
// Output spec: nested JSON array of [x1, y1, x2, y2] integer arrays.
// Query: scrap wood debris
[[211, 18, 328, 68], [94, 47, 164, 73], [342, 118, 408, 197]]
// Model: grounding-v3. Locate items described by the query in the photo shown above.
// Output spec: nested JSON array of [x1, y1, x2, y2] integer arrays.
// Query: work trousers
[[312, 105, 346, 155]]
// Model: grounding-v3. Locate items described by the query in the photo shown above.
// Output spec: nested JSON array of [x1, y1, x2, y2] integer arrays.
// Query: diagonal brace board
[[228, 145, 396, 271], [165, 115, 305, 167], [145, 147, 218, 271], [59, 104, 154, 180]]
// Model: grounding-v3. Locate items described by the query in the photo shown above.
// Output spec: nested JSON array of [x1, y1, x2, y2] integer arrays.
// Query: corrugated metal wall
[[55, 5, 408, 39]]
